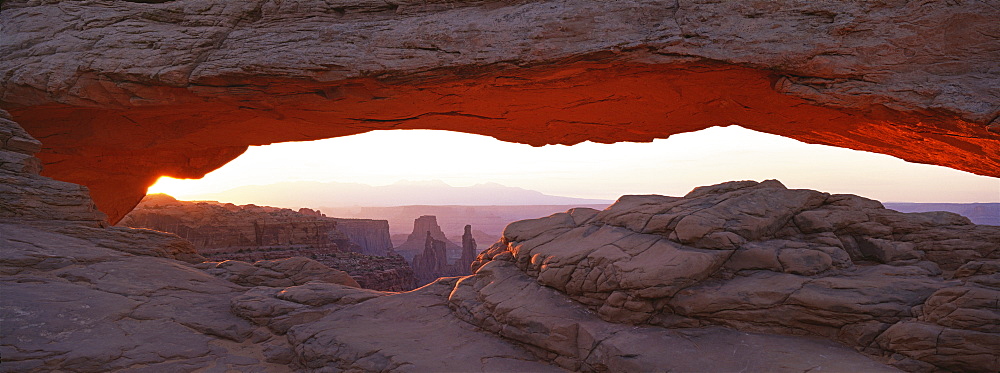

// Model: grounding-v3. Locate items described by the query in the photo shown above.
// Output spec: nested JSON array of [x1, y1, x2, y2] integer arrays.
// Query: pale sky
[[149, 126, 1000, 203]]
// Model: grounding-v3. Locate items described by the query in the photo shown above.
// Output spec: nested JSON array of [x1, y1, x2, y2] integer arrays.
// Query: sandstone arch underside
[[1, 0, 998, 224]]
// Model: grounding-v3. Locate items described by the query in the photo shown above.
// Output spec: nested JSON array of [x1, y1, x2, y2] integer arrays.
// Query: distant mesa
[[392, 215, 463, 264], [119, 194, 416, 291], [390, 215, 483, 286], [334, 204, 611, 241], [884, 202, 999, 226]]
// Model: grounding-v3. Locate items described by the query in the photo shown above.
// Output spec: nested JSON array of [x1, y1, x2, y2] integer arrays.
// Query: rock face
[[1, 110, 107, 227], [314, 252, 415, 292], [397, 215, 474, 285], [196, 257, 360, 289], [1, 0, 998, 223], [1, 111, 297, 371], [412, 232, 452, 285], [329, 218, 393, 256], [121, 194, 360, 253], [393, 215, 462, 263], [460, 224, 478, 273], [120, 195, 414, 291], [411, 227, 480, 286], [472, 180, 1000, 372], [120, 194, 397, 257]]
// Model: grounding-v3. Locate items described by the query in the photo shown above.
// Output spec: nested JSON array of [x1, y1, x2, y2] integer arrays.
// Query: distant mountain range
[[883, 203, 998, 226], [187, 180, 615, 208]]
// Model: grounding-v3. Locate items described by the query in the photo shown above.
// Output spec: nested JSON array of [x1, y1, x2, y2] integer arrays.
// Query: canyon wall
[[1, 0, 997, 223], [328, 218, 393, 256], [120, 195, 357, 253], [119, 195, 415, 291]]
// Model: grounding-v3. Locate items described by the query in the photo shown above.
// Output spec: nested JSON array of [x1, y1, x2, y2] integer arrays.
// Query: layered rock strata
[[329, 218, 393, 256], [412, 232, 451, 285], [120, 195, 414, 291], [1, 111, 301, 371], [312, 251, 415, 292], [0, 110, 107, 228], [393, 215, 462, 263], [120, 195, 361, 253], [2, 0, 998, 223], [470, 180, 1000, 372]]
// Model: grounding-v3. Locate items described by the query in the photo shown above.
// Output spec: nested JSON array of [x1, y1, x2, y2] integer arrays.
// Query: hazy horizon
[[149, 126, 1000, 205], [177, 179, 615, 208]]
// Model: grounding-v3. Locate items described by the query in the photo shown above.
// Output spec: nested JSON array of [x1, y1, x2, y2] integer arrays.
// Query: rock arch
[[2, 0, 998, 223]]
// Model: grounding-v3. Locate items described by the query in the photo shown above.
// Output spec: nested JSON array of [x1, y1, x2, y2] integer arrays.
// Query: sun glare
[[147, 126, 1000, 204]]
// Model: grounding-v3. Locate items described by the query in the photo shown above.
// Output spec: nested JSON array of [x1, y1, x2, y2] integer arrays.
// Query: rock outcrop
[[313, 251, 415, 292], [1, 111, 298, 371], [120, 195, 414, 291], [397, 215, 476, 285], [1, 110, 107, 227], [412, 232, 451, 285], [329, 218, 393, 256], [2, 0, 998, 223], [197, 257, 360, 289], [121, 195, 361, 253], [470, 180, 1000, 372], [393, 215, 462, 263], [460, 224, 478, 272]]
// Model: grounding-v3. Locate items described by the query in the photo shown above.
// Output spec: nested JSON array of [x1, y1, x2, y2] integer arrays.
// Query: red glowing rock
[[1, 0, 997, 223]]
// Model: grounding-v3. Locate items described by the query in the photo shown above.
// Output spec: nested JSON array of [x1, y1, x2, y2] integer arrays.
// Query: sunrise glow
[[148, 126, 1000, 205]]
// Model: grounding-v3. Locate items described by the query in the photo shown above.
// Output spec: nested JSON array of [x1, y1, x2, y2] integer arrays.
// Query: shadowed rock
[[2, 0, 998, 223]]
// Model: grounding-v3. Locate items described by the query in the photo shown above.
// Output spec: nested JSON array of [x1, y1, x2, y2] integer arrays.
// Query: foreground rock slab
[[473, 180, 1000, 372]]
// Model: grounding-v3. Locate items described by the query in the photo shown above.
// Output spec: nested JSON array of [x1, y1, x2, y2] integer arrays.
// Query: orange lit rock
[[1, 0, 998, 223]]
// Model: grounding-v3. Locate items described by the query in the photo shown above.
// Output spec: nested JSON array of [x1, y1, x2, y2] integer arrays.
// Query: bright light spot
[[147, 126, 1000, 204]]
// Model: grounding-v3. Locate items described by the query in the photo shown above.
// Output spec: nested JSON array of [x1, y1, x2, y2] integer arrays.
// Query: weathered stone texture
[[472, 180, 1000, 372], [120, 194, 414, 290], [1, 0, 997, 223]]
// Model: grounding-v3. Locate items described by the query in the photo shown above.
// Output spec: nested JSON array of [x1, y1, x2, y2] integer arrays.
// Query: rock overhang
[[1, 0, 998, 223]]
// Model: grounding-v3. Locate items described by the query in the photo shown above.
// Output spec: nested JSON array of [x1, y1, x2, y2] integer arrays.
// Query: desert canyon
[[2, 0, 999, 372]]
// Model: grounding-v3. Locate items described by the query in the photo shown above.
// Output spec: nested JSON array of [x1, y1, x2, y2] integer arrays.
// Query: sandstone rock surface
[[122, 195, 362, 254], [393, 215, 462, 262], [412, 231, 452, 285], [1, 0, 998, 223], [121, 194, 414, 290], [1, 114, 292, 372], [3, 113, 997, 372], [1, 109, 107, 227], [473, 180, 1000, 372], [197, 257, 360, 289]]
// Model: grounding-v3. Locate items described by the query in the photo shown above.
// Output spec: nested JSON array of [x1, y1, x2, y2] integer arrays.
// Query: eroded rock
[[472, 180, 1000, 371], [197, 257, 360, 288], [2, 1, 998, 223]]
